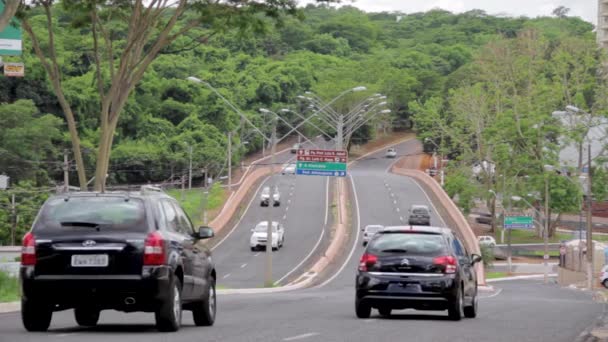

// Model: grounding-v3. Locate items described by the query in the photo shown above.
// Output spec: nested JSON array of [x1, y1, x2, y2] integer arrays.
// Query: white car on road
[[282, 163, 296, 175], [477, 235, 496, 247], [385, 148, 397, 158], [362, 225, 383, 246], [250, 221, 285, 251], [260, 186, 280, 207]]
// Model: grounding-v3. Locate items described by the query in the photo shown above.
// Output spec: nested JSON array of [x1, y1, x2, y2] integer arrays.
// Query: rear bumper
[[356, 272, 458, 310], [408, 218, 430, 225], [20, 265, 173, 312]]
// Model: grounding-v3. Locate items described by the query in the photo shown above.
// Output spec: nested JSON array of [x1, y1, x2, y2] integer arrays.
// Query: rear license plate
[[71, 254, 108, 267], [388, 283, 422, 292]]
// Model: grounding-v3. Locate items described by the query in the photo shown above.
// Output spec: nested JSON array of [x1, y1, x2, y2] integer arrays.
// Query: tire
[[21, 298, 52, 332], [355, 299, 371, 319], [464, 290, 478, 318], [378, 307, 392, 317], [74, 307, 100, 327], [155, 276, 182, 332], [448, 287, 464, 321], [280, 238, 284, 248], [603, 279, 608, 289], [193, 277, 216, 326], [251, 246, 257, 252]]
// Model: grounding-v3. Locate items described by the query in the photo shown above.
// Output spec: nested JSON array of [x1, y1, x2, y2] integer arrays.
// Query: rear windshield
[[366, 226, 382, 233], [34, 196, 147, 231], [254, 223, 278, 232], [412, 208, 429, 215], [368, 233, 447, 256]]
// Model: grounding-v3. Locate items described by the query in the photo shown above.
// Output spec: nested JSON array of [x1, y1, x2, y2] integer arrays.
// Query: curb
[[0, 301, 19, 314], [486, 273, 558, 283]]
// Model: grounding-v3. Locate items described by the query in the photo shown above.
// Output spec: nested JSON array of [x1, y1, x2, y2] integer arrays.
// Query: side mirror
[[471, 254, 482, 265], [197, 226, 214, 240]]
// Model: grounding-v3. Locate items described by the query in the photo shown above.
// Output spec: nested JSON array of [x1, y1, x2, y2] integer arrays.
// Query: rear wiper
[[381, 248, 408, 253], [60, 221, 102, 228]]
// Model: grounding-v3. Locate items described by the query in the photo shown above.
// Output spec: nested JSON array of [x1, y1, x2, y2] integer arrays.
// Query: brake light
[[358, 253, 378, 272], [433, 255, 457, 274], [21, 232, 36, 266], [143, 232, 165, 265]]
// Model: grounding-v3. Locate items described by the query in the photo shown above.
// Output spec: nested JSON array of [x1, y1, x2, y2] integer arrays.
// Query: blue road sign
[[296, 169, 346, 177]]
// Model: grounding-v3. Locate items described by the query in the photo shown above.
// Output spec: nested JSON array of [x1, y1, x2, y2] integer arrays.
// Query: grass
[[494, 228, 608, 244], [167, 183, 227, 226], [525, 250, 560, 257], [0, 270, 19, 303], [485, 272, 508, 279]]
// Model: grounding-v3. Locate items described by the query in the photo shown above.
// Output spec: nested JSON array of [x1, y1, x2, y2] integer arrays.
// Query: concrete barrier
[[391, 167, 486, 285]]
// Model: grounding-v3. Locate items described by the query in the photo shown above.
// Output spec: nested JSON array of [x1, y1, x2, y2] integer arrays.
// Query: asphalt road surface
[[0, 139, 603, 341]]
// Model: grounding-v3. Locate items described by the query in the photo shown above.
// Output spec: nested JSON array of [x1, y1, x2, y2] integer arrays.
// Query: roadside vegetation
[[0, 270, 19, 303], [167, 183, 226, 226], [485, 272, 508, 279]]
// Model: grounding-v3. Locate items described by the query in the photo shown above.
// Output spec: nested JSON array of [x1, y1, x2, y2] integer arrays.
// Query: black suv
[[355, 226, 482, 320], [20, 186, 217, 332]]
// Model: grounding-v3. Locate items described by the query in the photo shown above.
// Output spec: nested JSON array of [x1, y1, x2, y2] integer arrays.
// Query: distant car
[[355, 226, 482, 320], [477, 236, 496, 248], [282, 163, 296, 175], [408, 205, 431, 226], [385, 148, 397, 158], [250, 221, 285, 251], [291, 143, 301, 153], [19, 187, 217, 332], [362, 225, 384, 246], [601, 265, 608, 288], [260, 186, 280, 207]]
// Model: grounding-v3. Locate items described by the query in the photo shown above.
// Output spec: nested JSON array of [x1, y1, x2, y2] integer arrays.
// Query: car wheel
[[378, 307, 392, 317], [251, 246, 256, 252], [155, 276, 182, 332], [21, 298, 52, 332], [448, 287, 464, 321], [74, 307, 100, 327], [355, 298, 371, 319], [193, 277, 216, 326], [280, 238, 284, 248], [603, 279, 608, 289], [463, 290, 478, 318]]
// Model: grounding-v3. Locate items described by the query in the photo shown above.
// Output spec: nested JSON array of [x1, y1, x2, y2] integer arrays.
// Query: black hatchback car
[[20, 186, 217, 332], [355, 226, 482, 320]]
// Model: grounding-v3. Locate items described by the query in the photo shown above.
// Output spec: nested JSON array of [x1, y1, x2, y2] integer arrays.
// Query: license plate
[[388, 283, 422, 292], [71, 254, 108, 267]]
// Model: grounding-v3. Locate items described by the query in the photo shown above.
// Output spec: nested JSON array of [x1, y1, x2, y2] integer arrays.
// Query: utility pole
[[63, 149, 69, 192], [544, 171, 550, 284], [586, 143, 594, 289], [10, 193, 16, 246], [181, 175, 185, 202], [336, 114, 344, 150], [188, 145, 193, 190], [265, 120, 277, 288], [227, 132, 232, 193]]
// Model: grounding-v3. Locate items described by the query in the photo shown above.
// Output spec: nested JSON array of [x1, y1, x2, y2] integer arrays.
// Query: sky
[[301, 0, 597, 25]]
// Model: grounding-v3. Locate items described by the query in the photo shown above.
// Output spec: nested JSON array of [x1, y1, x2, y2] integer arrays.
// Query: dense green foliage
[[0, 4, 602, 244]]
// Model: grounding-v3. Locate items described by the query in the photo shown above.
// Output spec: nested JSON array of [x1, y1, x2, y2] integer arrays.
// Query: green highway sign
[[296, 161, 347, 171], [504, 216, 534, 229], [0, 2, 22, 56]]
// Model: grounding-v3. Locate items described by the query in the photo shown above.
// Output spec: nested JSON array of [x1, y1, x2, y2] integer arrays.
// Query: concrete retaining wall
[[392, 167, 486, 285]]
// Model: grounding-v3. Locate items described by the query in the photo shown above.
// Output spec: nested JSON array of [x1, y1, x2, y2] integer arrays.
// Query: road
[[211, 138, 330, 289], [0, 139, 603, 341]]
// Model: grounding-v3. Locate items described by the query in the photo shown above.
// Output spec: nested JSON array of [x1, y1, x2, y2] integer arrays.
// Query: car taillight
[[143, 232, 165, 265], [358, 253, 378, 272], [433, 255, 457, 274], [21, 232, 36, 266]]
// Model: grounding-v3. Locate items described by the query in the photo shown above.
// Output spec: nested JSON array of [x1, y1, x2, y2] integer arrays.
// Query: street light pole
[[543, 166, 552, 284], [586, 143, 594, 289], [188, 144, 193, 190], [265, 119, 277, 288], [227, 131, 232, 193]]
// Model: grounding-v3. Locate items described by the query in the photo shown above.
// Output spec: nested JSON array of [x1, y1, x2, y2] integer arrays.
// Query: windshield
[[368, 233, 447, 256], [35, 197, 146, 231], [254, 223, 278, 232], [412, 208, 429, 215]]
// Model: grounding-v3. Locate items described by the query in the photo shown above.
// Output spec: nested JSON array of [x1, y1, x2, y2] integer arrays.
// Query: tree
[[0, 0, 20, 32], [18, 0, 337, 191], [552, 6, 570, 19]]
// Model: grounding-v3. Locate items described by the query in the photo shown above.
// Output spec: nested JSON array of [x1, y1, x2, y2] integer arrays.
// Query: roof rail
[[140, 185, 164, 194]]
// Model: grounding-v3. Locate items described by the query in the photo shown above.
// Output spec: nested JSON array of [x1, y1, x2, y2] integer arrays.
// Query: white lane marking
[[222, 273, 231, 279], [407, 178, 447, 227], [315, 175, 361, 288], [283, 332, 320, 341], [56, 333, 79, 337], [285, 206, 289, 212], [400, 216, 404, 222], [480, 288, 503, 299], [393, 200, 397, 205], [211, 176, 270, 251], [240, 263, 247, 268], [278, 177, 329, 285], [396, 208, 400, 212], [254, 253, 260, 257], [288, 199, 291, 204], [283, 214, 287, 220]]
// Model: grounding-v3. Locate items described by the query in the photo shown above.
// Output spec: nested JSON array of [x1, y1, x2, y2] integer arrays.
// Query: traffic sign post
[[296, 149, 348, 177], [503, 215, 534, 229]]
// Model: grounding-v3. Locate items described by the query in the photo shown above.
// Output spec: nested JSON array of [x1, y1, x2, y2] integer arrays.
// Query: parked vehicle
[[291, 143, 301, 153], [477, 235, 496, 247], [250, 221, 285, 251], [260, 186, 280, 207], [19, 186, 217, 332], [385, 148, 397, 158], [408, 205, 431, 226], [362, 225, 384, 246], [601, 265, 608, 288], [355, 226, 482, 320]]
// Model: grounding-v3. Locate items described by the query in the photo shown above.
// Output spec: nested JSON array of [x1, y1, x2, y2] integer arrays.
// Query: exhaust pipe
[[124, 297, 136, 305]]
